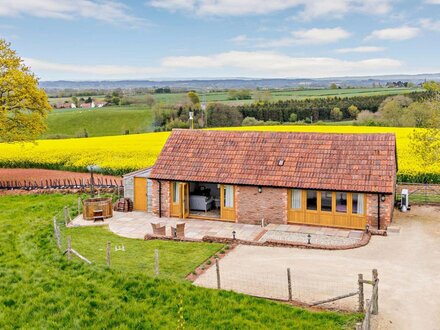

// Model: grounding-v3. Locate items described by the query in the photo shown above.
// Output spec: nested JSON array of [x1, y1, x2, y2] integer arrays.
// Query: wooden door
[[170, 181, 181, 217], [134, 177, 147, 211], [220, 184, 236, 221], [180, 182, 189, 219]]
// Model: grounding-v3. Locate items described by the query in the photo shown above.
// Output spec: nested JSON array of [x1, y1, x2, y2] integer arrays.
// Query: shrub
[[242, 117, 264, 126], [289, 113, 298, 122], [348, 105, 360, 119], [330, 107, 343, 121], [357, 110, 379, 126]]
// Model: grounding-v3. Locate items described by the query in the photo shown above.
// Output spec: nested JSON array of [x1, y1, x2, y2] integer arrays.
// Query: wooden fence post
[[155, 249, 159, 275], [53, 217, 61, 249], [106, 242, 111, 267], [215, 257, 221, 289], [372, 269, 379, 315], [358, 273, 364, 313], [355, 322, 362, 330], [287, 268, 292, 301], [64, 206, 69, 226], [78, 197, 82, 216], [67, 236, 72, 260]]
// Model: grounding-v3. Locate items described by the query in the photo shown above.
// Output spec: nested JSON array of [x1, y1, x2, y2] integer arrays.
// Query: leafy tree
[[347, 105, 359, 119], [187, 91, 200, 105], [71, 96, 79, 107], [411, 104, 440, 180], [289, 113, 298, 122], [356, 110, 378, 126], [253, 90, 272, 102], [330, 83, 338, 90], [85, 97, 93, 104], [0, 39, 51, 142], [330, 107, 343, 121], [228, 89, 252, 100], [112, 96, 121, 106], [423, 81, 440, 93], [207, 103, 242, 127]]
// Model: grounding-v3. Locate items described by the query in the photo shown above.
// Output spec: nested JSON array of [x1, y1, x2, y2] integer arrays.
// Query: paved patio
[[70, 211, 365, 247]]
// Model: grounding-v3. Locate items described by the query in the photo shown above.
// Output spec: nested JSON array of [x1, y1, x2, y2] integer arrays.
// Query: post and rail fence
[[396, 182, 440, 204]]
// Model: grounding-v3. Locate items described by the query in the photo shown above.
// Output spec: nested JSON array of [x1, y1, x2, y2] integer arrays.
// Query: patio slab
[[69, 212, 365, 247]]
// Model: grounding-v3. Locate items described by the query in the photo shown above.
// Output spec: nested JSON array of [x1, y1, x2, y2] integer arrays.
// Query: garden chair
[[151, 222, 166, 236], [171, 222, 185, 239]]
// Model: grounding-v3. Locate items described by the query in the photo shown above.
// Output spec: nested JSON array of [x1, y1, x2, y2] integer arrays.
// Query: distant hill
[[39, 73, 440, 90]]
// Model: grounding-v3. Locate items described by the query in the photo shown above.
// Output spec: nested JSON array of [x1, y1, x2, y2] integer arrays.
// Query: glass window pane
[[291, 189, 302, 209], [173, 182, 179, 203], [306, 191, 317, 210], [352, 193, 364, 215], [336, 192, 347, 213], [321, 191, 332, 212], [224, 185, 234, 208]]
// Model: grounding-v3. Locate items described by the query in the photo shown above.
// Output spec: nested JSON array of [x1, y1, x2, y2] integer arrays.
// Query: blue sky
[[1, 0, 440, 80]]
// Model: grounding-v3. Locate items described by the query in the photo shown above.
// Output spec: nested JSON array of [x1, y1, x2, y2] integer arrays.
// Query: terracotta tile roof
[[149, 129, 397, 194]]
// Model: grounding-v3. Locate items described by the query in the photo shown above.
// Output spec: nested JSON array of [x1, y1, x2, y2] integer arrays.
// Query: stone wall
[[366, 193, 394, 230], [151, 180, 170, 217], [236, 186, 287, 225]]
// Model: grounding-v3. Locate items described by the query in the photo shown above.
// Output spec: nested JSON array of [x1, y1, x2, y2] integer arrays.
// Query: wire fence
[[195, 260, 377, 313]]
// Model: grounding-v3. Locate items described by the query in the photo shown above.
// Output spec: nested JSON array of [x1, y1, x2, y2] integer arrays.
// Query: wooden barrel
[[82, 197, 113, 220]]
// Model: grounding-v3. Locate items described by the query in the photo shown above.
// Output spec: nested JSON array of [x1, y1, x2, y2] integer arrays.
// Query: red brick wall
[[236, 186, 287, 225], [366, 193, 394, 230], [151, 180, 170, 217]]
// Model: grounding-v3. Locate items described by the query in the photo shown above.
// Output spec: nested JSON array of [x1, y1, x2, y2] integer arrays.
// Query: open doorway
[[188, 182, 220, 219]]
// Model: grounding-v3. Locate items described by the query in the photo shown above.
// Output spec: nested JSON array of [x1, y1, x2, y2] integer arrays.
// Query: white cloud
[[0, 0, 146, 27], [24, 51, 404, 79], [230, 34, 250, 44], [258, 27, 351, 48], [420, 18, 440, 31], [366, 26, 420, 41], [148, 0, 393, 19], [24, 58, 165, 78], [425, 0, 440, 4], [336, 46, 386, 53], [161, 51, 403, 77]]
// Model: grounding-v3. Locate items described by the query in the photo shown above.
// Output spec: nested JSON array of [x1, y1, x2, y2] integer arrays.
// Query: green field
[[0, 194, 361, 328], [144, 87, 421, 105], [44, 105, 153, 139], [49, 87, 421, 107]]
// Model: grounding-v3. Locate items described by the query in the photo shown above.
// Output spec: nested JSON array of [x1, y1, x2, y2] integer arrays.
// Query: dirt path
[[195, 205, 440, 330]]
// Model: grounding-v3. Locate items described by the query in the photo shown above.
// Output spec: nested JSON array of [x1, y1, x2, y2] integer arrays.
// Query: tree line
[[236, 92, 429, 123]]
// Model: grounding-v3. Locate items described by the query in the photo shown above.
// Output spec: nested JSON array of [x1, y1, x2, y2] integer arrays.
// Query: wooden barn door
[[134, 177, 147, 211]]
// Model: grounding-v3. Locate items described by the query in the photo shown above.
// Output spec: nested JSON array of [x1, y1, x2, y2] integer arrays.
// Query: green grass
[[0, 194, 362, 329], [64, 226, 222, 279], [44, 105, 153, 139], [152, 87, 421, 105]]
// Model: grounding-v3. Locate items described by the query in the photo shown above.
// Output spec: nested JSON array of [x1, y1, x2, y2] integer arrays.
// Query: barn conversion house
[[127, 129, 397, 230]]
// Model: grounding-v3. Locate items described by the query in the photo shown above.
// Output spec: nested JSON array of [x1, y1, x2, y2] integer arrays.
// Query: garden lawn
[[63, 225, 223, 280], [0, 194, 361, 329]]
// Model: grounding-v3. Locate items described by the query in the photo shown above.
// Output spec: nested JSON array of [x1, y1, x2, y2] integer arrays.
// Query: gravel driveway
[[195, 205, 440, 330]]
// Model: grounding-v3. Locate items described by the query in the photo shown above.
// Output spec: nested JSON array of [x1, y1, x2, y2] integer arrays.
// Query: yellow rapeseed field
[[0, 126, 436, 182]]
